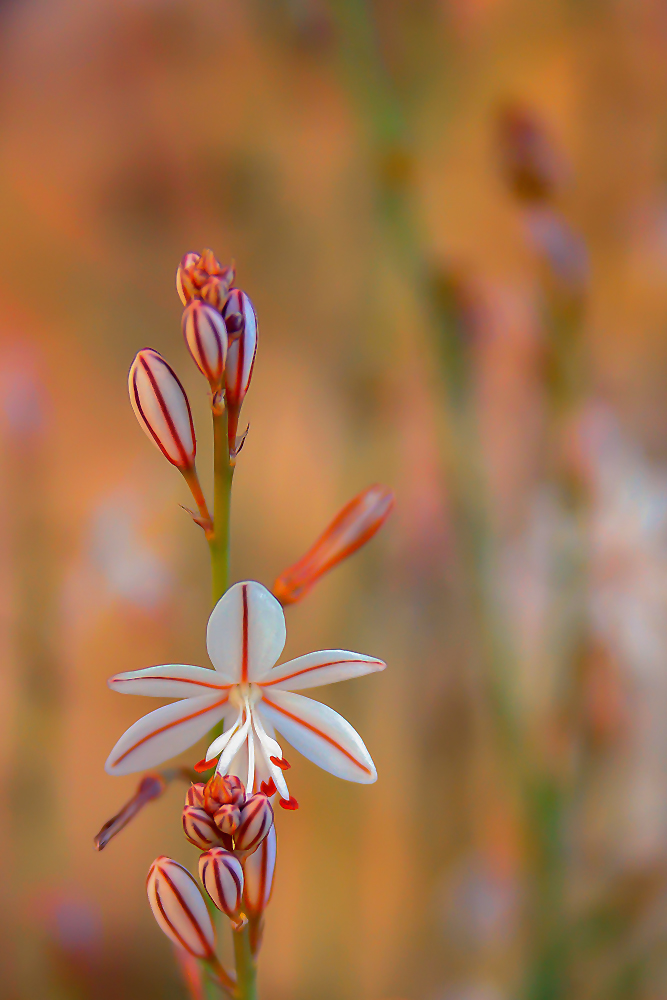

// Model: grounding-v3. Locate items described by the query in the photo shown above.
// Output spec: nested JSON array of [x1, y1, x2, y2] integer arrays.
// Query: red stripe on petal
[[113, 696, 229, 766], [261, 696, 372, 775]]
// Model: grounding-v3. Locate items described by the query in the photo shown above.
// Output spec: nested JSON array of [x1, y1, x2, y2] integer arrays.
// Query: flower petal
[[105, 693, 230, 775], [257, 650, 386, 691], [257, 691, 377, 784], [108, 664, 231, 699], [206, 581, 286, 682]]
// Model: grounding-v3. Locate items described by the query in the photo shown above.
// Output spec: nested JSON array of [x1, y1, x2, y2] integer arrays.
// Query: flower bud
[[185, 782, 206, 809], [204, 773, 245, 814], [94, 773, 166, 851], [273, 484, 395, 605], [199, 847, 244, 919], [129, 349, 196, 469], [234, 793, 274, 852], [223, 290, 257, 454], [147, 856, 215, 960], [214, 803, 241, 835], [242, 823, 276, 918], [199, 276, 228, 311], [176, 251, 201, 305], [182, 300, 228, 390], [182, 805, 227, 850]]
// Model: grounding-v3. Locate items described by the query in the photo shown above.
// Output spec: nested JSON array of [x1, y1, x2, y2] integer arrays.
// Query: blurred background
[[1, 0, 667, 998]]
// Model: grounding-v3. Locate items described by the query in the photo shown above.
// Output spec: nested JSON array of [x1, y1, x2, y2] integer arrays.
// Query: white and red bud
[[129, 349, 196, 469], [177, 250, 234, 306], [182, 805, 227, 850], [234, 793, 274, 853], [185, 783, 206, 809], [147, 856, 215, 960], [223, 290, 257, 455], [204, 773, 245, 814], [182, 300, 228, 391], [242, 823, 276, 919], [214, 803, 241, 836], [199, 847, 244, 920]]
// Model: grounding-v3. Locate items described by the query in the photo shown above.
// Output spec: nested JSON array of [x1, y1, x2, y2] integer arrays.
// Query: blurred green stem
[[233, 925, 258, 1000], [210, 401, 234, 604]]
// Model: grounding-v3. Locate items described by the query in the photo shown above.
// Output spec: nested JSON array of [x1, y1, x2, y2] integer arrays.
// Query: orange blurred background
[[2, 1, 667, 998]]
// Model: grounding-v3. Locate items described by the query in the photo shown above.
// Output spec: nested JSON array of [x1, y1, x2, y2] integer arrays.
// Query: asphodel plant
[[96, 250, 395, 999]]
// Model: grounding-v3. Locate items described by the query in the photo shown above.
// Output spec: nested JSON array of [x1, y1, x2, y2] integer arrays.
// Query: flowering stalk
[[210, 395, 234, 604]]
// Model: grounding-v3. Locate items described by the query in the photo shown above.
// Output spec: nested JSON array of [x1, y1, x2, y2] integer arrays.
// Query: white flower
[[105, 581, 385, 803]]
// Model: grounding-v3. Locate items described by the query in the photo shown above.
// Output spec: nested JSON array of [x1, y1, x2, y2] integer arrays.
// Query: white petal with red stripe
[[257, 650, 386, 691], [257, 691, 377, 783], [206, 581, 286, 683], [108, 664, 231, 699], [105, 693, 230, 775], [147, 856, 215, 959], [129, 349, 195, 468]]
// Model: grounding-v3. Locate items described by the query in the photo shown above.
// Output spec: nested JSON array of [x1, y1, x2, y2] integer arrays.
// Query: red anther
[[279, 796, 299, 811], [269, 756, 291, 771], [260, 778, 277, 797], [194, 758, 216, 773]]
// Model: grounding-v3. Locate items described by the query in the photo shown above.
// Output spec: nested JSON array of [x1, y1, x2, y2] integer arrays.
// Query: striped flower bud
[[176, 251, 200, 305], [199, 847, 244, 919], [185, 783, 206, 809], [234, 793, 274, 853], [204, 773, 245, 814], [214, 803, 241, 835], [129, 349, 196, 469], [182, 805, 227, 850], [223, 290, 257, 454], [199, 276, 228, 312], [147, 856, 215, 960], [182, 300, 228, 391], [273, 484, 395, 605], [242, 823, 276, 918]]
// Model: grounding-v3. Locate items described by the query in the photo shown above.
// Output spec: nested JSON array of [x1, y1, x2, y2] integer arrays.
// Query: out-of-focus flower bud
[[204, 773, 245, 814], [185, 783, 206, 809], [182, 805, 227, 850], [214, 803, 241, 835], [224, 290, 257, 455], [234, 793, 274, 852], [242, 823, 276, 918], [94, 773, 166, 851], [177, 250, 235, 306], [199, 276, 227, 312], [176, 252, 201, 305], [497, 104, 567, 205], [147, 856, 215, 960], [273, 484, 395, 605], [199, 847, 244, 919], [129, 349, 196, 469], [182, 300, 228, 391]]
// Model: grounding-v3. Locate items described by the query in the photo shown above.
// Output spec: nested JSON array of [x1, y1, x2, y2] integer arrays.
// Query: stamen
[[217, 713, 251, 775], [269, 756, 291, 771], [194, 758, 216, 773], [260, 778, 277, 797], [279, 796, 299, 811]]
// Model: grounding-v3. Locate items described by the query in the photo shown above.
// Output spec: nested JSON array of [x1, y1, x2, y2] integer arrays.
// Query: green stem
[[233, 925, 258, 1000], [210, 402, 234, 604]]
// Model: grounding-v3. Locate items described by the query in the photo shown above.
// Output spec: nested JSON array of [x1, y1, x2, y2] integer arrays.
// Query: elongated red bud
[[242, 824, 276, 918], [214, 803, 241, 835], [147, 857, 215, 960], [185, 783, 206, 809], [182, 805, 227, 850], [199, 848, 244, 919], [273, 484, 395, 605], [129, 349, 196, 469], [223, 290, 257, 455], [182, 300, 228, 391], [234, 793, 274, 852]]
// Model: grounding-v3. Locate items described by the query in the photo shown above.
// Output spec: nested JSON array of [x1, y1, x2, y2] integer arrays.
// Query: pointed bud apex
[[204, 773, 245, 813], [176, 252, 201, 305], [182, 301, 228, 391], [198, 248, 223, 276], [199, 848, 244, 919], [223, 290, 257, 454], [147, 856, 215, 960], [273, 484, 395, 605], [214, 803, 241, 835], [185, 783, 206, 808], [234, 793, 274, 852], [129, 350, 196, 469], [182, 805, 228, 850], [242, 824, 276, 918]]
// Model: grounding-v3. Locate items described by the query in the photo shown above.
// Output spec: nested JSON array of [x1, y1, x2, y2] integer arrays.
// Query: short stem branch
[[181, 465, 213, 535], [233, 925, 258, 1000]]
